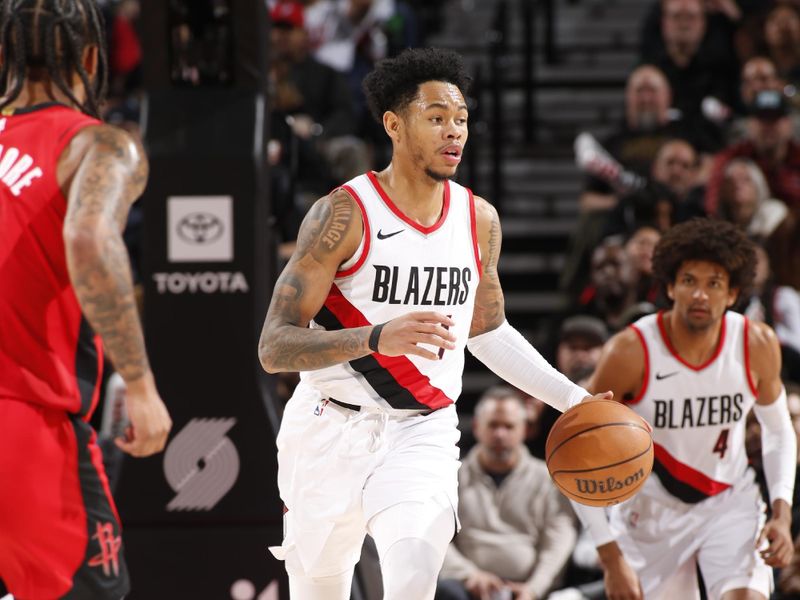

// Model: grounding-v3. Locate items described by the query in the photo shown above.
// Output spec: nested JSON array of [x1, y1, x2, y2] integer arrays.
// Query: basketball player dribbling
[[259, 47, 611, 600], [573, 219, 796, 600], [0, 1, 172, 598]]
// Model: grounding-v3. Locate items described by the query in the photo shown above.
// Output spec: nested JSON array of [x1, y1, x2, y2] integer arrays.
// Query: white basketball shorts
[[609, 471, 772, 600], [269, 381, 461, 578]]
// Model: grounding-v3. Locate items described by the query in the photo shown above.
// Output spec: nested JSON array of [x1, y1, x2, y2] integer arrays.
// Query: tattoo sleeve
[[469, 200, 506, 337], [259, 191, 372, 373], [64, 126, 150, 383]]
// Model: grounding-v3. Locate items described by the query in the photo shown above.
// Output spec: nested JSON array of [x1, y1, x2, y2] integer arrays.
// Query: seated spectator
[[728, 55, 800, 142], [269, 1, 370, 196], [744, 244, 800, 382], [763, 2, 800, 91], [706, 89, 800, 215], [714, 157, 800, 288], [624, 224, 662, 304], [717, 157, 789, 237], [575, 236, 640, 333], [579, 66, 683, 213], [651, 138, 708, 221], [437, 387, 577, 600], [639, 0, 739, 144], [604, 183, 677, 237]]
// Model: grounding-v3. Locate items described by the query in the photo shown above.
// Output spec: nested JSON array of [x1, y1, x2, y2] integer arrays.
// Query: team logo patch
[[88, 521, 122, 577]]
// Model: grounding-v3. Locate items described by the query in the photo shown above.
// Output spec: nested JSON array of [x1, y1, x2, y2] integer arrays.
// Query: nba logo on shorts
[[629, 511, 640, 529]]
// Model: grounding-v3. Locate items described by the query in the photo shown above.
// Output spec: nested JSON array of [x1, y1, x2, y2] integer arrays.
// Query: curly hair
[[0, 0, 108, 118], [652, 218, 757, 293], [362, 48, 472, 123]]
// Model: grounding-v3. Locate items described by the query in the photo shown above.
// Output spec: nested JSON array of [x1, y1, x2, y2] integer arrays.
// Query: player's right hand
[[115, 373, 172, 458], [598, 542, 642, 600], [377, 311, 456, 360], [464, 569, 505, 600], [603, 556, 643, 600]]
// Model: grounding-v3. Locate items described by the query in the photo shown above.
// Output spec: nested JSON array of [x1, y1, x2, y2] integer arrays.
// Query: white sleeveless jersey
[[628, 311, 758, 504], [301, 172, 482, 411]]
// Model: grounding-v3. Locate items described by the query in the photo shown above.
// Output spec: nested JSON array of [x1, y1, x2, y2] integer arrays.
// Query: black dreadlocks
[[0, 0, 108, 118]]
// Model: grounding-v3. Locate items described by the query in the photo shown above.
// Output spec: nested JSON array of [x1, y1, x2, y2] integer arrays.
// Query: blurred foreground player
[[574, 219, 795, 600], [259, 47, 610, 600], [0, 1, 171, 598]]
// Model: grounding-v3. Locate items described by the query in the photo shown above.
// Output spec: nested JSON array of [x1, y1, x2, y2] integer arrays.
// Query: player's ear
[[82, 44, 99, 79], [727, 288, 739, 307], [666, 283, 675, 301], [383, 110, 402, 144]]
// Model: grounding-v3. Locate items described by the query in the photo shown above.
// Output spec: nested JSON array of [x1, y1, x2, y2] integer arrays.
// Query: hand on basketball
[[582, 391, 614, 403], [115, 374, 173, 457], [757, 516, 794, 567], [464, 569, 505, 600], [376, 312, 456, 360]]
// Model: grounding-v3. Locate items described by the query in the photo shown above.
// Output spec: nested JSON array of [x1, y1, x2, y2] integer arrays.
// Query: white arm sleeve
[[753, 387, 797, 506], [467, 321, 590, 412], [570, 500, 616, 548]]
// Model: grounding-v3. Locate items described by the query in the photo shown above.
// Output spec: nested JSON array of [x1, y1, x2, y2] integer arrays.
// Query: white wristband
[[570, 500, 616, 548], [753, 387, 796, 506]]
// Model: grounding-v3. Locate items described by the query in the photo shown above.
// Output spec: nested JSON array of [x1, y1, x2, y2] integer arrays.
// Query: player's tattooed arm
[[259, 190, 373, 373], [469, 196, 506, 337], [62, 125, 151, 383]]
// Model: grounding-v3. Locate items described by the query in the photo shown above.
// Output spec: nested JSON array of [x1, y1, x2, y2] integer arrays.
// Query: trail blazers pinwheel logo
[[164, 418, 239, 511]]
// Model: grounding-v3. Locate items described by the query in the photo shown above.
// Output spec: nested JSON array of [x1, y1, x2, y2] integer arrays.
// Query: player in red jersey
[[0, 1, 171, 598]]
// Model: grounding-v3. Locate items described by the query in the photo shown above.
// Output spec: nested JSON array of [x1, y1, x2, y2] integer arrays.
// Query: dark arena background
[[116, 0, 286, 597]]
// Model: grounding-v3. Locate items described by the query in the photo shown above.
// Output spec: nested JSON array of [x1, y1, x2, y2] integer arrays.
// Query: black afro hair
[[362, 47, 472, 123], [652, 218, 757, 293]]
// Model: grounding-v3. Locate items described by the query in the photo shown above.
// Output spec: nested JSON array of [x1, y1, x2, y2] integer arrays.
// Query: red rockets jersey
[[0, 103, 104, 418], [302, 172, 482, 411], [627, 311, 758, 503]]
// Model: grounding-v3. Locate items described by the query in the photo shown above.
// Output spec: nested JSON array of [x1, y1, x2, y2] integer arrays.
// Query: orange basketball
[[546, 400, 654, 507]]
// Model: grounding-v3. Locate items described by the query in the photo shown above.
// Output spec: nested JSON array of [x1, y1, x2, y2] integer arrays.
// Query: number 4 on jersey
[[713, 428, 729, 459]]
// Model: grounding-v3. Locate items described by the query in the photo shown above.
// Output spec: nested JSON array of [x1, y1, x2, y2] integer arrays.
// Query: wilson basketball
[[546, 400, 653, 507]]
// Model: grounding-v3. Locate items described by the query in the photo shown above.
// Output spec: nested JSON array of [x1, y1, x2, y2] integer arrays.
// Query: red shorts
[[0, 398, 129, 599]]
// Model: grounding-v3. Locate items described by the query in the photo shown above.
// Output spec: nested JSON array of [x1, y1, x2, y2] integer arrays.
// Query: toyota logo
[[177, 213, 224, 244]]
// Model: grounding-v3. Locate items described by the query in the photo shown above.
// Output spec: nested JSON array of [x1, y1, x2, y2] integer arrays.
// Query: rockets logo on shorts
[[87, 522, 122, 577]]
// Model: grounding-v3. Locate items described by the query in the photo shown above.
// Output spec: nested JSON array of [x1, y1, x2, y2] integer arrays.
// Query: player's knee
[[381, 538, 443, 600], [288, 570, 353, 600]]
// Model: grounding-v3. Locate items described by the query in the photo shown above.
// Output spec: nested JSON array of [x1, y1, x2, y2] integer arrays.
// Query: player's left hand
[[757, 516, 794, 567]]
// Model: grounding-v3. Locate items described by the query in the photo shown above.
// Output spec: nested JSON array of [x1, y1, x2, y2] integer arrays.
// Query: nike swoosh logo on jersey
[[377, 229, 404, 240], [655, 372, 678, 380]]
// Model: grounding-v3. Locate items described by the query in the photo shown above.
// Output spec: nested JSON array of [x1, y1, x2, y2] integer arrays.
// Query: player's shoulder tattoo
[[473, 195, 501, 272], [295, 189, 361, 265]]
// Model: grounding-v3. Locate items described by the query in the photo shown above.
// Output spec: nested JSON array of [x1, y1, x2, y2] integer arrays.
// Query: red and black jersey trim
[[313, 285, 454, 410], [75, 318, 104, 420], [652, 442, 731, 504]]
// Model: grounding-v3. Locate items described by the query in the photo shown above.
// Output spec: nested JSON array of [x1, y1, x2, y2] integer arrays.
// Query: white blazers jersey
[[301, 172, 482, 411], [628, 311, 758, 504]]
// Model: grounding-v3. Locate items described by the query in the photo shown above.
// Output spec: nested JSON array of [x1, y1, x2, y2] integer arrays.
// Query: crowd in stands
[[94, 0, 800, 598]]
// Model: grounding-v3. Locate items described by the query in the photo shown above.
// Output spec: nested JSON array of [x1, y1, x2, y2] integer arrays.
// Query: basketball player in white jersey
[[258, 48, 611, 600], [573, 219, 796, 600]]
